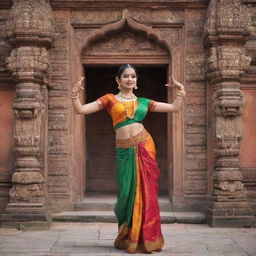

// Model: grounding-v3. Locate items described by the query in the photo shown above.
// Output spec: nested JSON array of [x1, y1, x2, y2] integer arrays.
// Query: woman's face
[[118, 67, 137, 90]]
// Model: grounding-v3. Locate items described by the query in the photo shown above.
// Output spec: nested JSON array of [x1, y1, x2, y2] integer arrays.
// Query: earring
[[118, 84, 122, 90], [134, 85, 138, 90]]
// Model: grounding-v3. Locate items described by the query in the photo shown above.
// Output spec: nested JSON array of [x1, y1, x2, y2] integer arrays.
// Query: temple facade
[[0, 0, 255, 228]]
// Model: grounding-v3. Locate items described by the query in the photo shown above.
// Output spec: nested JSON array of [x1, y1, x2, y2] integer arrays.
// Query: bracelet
[[70, 92, 79, 99], [71, 95, 79, 99], [177, 89, 186, 98]]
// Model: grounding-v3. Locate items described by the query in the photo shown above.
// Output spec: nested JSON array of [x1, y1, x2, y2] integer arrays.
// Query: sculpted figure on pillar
[[204, 0, 255, 227], [2, 0, 54, 228]]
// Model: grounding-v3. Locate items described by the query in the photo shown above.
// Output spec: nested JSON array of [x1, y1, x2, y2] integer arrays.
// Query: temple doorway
[[85, 66, 169, 196]]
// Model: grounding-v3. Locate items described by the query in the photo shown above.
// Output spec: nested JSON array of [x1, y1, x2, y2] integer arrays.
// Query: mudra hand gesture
[[70, 76, 85, 98], [165, 75, 186, 98]]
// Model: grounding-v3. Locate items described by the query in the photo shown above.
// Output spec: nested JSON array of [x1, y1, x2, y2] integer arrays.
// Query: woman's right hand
[[71, 76, 85, 95]]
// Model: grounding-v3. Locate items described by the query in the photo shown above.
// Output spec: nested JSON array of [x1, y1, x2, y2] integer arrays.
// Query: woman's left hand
[[165, 75, 184, 90], [165, 75, 186, 97], [72, 76, 85, 94]]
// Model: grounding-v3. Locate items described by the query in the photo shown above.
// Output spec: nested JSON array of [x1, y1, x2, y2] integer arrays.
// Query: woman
[[71, 64, 185, 254]]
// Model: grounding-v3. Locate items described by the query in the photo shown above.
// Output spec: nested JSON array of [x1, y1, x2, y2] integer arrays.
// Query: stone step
[[51, 211, 206, 224], [75, 196, 173, 212], [74, 195, 205, 212]]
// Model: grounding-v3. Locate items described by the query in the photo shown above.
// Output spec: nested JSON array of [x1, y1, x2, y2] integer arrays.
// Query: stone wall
[[47, 10, 74, 209], [0, 0, 255, 227], [184, 8, 208, 199]]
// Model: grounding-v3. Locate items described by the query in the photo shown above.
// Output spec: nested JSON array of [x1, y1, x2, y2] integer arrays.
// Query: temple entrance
[[85, 66, 168, 196]]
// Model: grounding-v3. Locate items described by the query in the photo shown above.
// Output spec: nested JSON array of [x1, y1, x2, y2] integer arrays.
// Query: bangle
[[70, 92, 79, 98], [177, 90, 186, 98]]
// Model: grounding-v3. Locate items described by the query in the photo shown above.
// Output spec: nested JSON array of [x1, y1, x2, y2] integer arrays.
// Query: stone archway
[[71, 9, 185, 201], [83, 26, 171, 196]]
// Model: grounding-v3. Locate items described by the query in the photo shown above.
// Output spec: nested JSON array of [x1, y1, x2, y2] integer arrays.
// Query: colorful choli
[[96, 94, 164, 253], [96, 93, 156, 129]]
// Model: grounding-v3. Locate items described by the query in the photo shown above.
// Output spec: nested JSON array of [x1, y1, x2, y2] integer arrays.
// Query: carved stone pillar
[[1, 0, 54, 228], [204, 0, 255, 227]]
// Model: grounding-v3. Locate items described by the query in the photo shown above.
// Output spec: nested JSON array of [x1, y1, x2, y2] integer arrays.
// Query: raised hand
[[72, 76, 85, 94], [165, 75, 186, 97]]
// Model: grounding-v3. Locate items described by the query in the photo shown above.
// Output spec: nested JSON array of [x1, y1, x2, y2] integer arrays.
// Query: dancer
[[71, 64, 185, 253]]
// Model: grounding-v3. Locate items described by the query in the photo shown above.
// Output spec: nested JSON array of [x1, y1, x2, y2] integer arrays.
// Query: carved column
[[204, 0, 255, 227], [2, 0, 54, 228]]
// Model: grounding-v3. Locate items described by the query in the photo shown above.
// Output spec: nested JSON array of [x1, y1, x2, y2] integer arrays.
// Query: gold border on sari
[[115, 128, 149, 148], [115, 232, 164, 254]]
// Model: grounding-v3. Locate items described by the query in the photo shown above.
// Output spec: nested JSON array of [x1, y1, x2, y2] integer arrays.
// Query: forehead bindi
[[122, 68, 136, 76]]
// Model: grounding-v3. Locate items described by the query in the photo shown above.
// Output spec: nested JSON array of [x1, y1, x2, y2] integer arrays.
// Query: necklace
[[118, 92, 137, 119], [118, 91, 134, 100]]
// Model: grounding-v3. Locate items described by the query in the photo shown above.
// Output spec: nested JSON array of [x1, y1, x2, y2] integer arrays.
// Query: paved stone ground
[[0, 222, 255, 256]]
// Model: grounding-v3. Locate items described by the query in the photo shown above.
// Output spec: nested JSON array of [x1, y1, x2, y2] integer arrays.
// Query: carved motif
[[204, 0, 250, 39], [49, 133, 68, 155], [6, 47, 49, 80], [14, 136, 40, 147], [215, 134, 241, 157], [48, 113, 68, 130], [80, 9, 173, 55], [213, 131, 247, 202], [214, 89, 244, 117], [85, 30, 168, 56], [217, 0, 250, 31], [12, 172, 44, 184], [9, 184, 44, 203], [208, 47, 251, 117], [6, 0, 54, 46], [157, 28, 181, 49]]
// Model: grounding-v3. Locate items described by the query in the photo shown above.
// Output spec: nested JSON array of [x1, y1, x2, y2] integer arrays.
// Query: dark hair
[[116, 64, 138, 79]]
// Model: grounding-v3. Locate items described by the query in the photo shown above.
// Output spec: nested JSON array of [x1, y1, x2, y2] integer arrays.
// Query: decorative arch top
[[80, 9, 172, 57]]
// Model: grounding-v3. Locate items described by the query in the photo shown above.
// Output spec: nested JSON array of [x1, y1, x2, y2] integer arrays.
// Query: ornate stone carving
[[2, 0, 53, 227], [8, 184, 44, 203], [80, 9, 173, 55], [85, 30, 168, 56], [6, 47, 50, 80], [204, 0, 251, 42], [205, 0, 255, 227], [215, 134, 241, 157], [208, 47, 251, 117], [48, 112, 68, 130], [49, 133, 68, 155], [6, 0, 54, 46], [214, 88, 244, 117], [217, 0, 250, 32], [14, 135, 40, 147]]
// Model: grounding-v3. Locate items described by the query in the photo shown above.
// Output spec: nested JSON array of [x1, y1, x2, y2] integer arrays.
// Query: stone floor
[[0, 222, 255, 256]]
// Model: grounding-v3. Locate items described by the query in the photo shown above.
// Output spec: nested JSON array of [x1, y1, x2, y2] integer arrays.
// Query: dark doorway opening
[[85, 66, 168, 196]]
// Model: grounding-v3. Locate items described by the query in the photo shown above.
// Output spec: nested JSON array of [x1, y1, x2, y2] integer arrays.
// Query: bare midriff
[[115, 122, 144, 140]]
